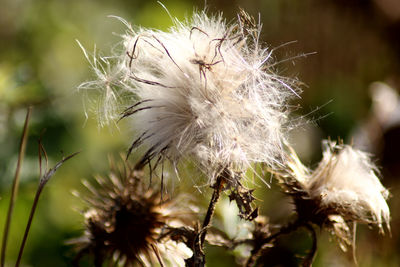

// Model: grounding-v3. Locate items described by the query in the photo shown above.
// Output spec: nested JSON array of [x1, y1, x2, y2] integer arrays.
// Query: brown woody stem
[[189, 171, 226, 267], [200, 174, 225, 246]]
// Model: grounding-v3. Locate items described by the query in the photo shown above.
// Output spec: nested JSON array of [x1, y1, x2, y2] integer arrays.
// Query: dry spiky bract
[[85, 10, 299, 180], [71, 162, 194, 266], [281, 140, 390, 251]]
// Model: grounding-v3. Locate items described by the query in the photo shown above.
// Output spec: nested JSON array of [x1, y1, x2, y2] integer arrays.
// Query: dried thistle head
[[278, 140, 390, 251], [71, 160, 194, 266], [81, 9, 300, 182]]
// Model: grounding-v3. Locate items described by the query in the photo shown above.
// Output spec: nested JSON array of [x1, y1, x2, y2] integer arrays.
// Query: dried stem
[[245, 219, 305, 267], [15, 185, 43, 267], [301, 224, 317, 267], [352, 222, 358, 266], [72, 247, 89, 267], [15, 151, 80, 267], [187, 171, 226, 267], [1, 107, 32, 267], [200, 174, 225, 246]]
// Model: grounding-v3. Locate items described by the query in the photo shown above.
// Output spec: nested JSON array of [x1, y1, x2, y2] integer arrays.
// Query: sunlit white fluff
[[282, 140, 390, 251], [287, 140, 390, 230], [309, 140, 390, 229], [77, 42, 127, 127], [84, 10, 299, 180]]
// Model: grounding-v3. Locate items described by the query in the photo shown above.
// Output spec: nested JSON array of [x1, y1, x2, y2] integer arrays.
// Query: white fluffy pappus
[[84, 10, 301, 181], [288, 140, 390, 231], [77, 42, 128, 128]]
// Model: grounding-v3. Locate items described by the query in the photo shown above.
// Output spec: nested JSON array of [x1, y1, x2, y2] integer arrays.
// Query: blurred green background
[[1, 0, 399, 266]]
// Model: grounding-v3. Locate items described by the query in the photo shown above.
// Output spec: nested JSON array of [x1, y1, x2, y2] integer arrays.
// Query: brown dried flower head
[[71, 160, 194, 266]]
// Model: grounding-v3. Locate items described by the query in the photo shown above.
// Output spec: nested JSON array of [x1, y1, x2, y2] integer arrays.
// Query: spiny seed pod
[[70, 160, 195, 266], [80, 9, 300, 182]]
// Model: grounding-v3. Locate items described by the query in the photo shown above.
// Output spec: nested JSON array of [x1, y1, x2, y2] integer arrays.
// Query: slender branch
[[187, 171, 226, 267], [301, 224, 317, 267], [15, 186, 43, 267], [151, 244, 165, 267], [1, 107, 32, 267], [72, 247, 90, 267], [200, 174, 225, 246], [15, 151, 80, 267], [245, 219, 305, 267], [352, 222, 358, 266]]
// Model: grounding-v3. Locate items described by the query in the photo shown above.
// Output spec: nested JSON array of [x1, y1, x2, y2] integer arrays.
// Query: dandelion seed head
[[85, 11, 299, 181]]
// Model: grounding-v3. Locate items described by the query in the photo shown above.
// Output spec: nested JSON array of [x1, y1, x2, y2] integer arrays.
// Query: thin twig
[[245, 219, 305, 267], [15, 151, 80, 267], [200, 174, 225, 246], [301, 224, 317, 267], [0, 106, 32, 267], [352, 222, 358, 266], [72, 247, 89, 267], [188, 172, 226, 267], [151, 244, 165, 267], [15, 184, 43, 267]]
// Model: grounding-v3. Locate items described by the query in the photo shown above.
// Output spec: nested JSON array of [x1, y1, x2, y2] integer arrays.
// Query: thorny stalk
[[1, 107, 32, 267], [188, 171, 227, 267], [15, 151, 80, 267], [200, 174, 226, 246]]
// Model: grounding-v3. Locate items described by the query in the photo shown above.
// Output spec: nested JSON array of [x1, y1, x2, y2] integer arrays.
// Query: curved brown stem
[[200, 174, 225, 246], [188, 171, 226, 267], [301, 224, 317, 267], [15, 186, 43, 267], [1, 107, 31, 267], [245, 219, 305, 267], [15, 151, 80, 266]]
